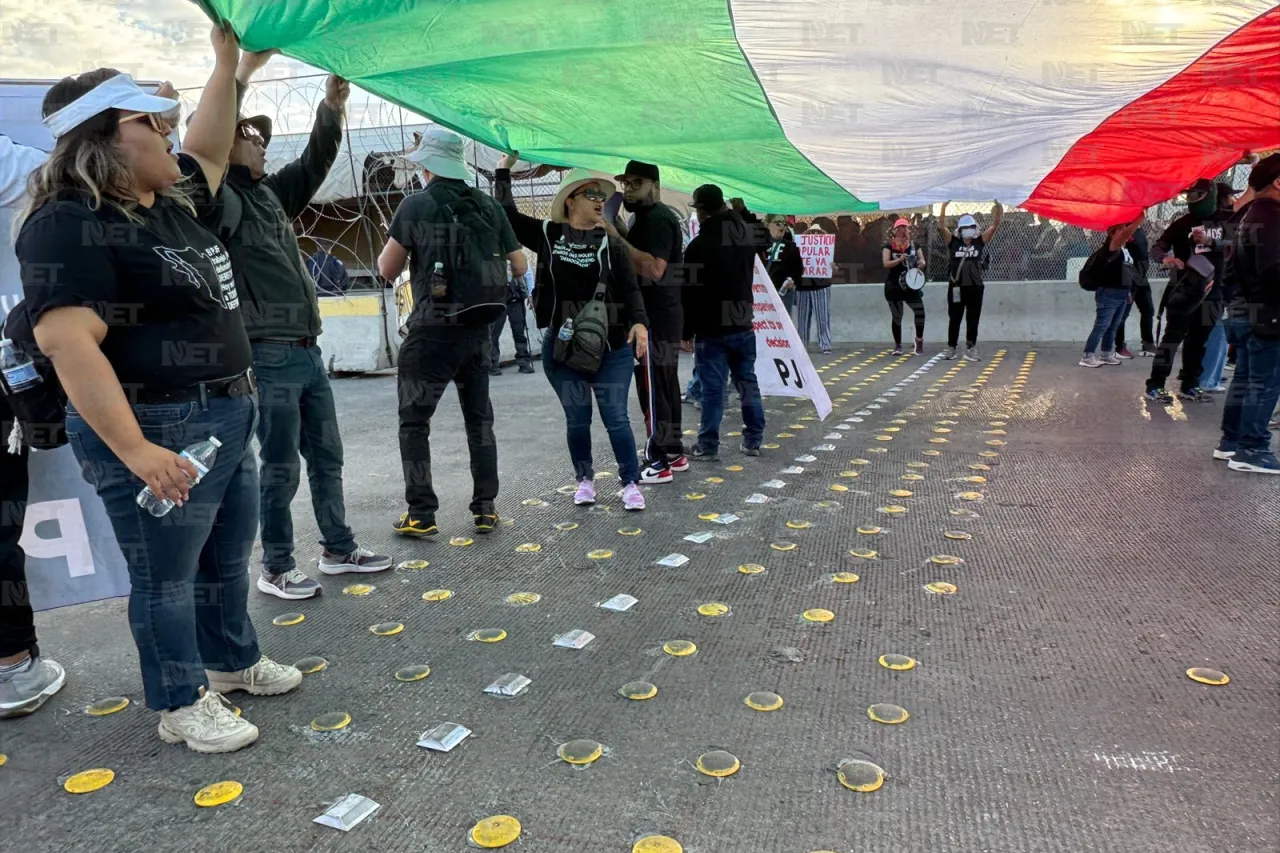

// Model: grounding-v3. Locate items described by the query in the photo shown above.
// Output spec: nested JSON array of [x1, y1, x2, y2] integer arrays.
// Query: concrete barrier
[[824, 279, 1149, 346], [316, 291, 538, 374], [317, 279, 1154, 372]]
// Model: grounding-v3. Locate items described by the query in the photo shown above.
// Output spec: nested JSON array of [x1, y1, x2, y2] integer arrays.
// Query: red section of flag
[[1025, 6, 1280, 229]]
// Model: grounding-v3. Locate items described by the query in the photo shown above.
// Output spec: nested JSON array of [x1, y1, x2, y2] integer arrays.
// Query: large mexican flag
[[199, 1, 1279, 227]]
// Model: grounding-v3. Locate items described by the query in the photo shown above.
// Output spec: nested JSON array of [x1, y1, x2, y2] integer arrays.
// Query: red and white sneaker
[[639, 463, 674, 484], [669, 455, 690, 473]]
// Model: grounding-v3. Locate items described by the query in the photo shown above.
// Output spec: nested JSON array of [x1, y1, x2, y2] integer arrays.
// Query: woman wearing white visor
[[938, 201, 1003, 360], [16, 28, 302, 754]]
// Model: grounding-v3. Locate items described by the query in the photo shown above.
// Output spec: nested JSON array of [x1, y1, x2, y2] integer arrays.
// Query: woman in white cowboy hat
[[493, 152, 650, 511]]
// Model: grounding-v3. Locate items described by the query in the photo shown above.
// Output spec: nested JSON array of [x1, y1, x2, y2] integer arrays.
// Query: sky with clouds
[[0, 0, 411, 136]]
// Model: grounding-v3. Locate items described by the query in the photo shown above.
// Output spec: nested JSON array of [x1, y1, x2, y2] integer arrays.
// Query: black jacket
[[682, 208, 769, 340], [765, 234, 803, 290], [209, 97, 342, 341], [1233, 196, 1280, 337]]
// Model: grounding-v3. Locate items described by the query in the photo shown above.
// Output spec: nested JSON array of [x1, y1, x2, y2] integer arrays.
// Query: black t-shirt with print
[[947, 235, 985, 287], [547, 226, 641, 350], [17, 154, 250, 392], [1157, 212, 1227, 301], [883, 242, 921, 300]]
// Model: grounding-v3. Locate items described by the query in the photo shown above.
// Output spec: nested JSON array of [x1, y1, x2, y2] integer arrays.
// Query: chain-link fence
[[184, 73, 1254, 287]]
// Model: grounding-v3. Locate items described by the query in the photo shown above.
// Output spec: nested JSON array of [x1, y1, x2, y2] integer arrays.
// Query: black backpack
[[1078, 245, 1108, 291], [1, 300, 67, 451], [412, 183, 508, 326]]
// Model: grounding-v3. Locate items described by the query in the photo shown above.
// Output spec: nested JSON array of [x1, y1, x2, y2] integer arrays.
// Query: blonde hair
[[17, 68, 193, 235]]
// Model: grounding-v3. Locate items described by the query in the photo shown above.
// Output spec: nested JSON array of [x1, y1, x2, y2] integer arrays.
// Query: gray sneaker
[[318, 546, 392, 575], [257, 569, 322, 600], [0, 656, 66, 718], [943, 347, 958, 360], [962, 346, 981, 361], [739, 443, 761, 457]]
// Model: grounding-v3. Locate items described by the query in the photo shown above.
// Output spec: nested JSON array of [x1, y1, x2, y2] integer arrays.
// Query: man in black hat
[[680, 184, 769, 460], [1144, 178, 1228, 404], [206, 50, 391, 601], [603, 160, 687, 484]]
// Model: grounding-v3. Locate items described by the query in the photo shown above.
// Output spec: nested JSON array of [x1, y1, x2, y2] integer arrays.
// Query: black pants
[[635, 337, 684, 464], [947, 285, 985, 347], [1116, 283, 1155, 351], [1147, 300, 1218, 394], [0, 408, 36, 659], [398, 324, 498, 516], [888, 296, 925, 346], [490, 300, 531, 367]]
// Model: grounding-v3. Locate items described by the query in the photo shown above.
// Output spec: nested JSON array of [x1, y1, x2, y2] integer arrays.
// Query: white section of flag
[[729, 0, 1273, 208], [752, 257, 832, 420]]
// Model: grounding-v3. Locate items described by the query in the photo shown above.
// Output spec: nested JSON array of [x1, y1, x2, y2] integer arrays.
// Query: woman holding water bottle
[[15, 29, 301, 754], [492, 154, 650, 510]]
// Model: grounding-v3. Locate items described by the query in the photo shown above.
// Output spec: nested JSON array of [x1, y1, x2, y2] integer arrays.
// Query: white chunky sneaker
[[157, 690, 259, 754], [206, 655, 302, 697]]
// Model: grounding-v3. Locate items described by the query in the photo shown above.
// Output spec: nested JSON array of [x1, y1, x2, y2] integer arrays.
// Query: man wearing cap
[[1217, 153, 1280, 474], [681, 184, 769, 460], [212, 51, 391, 600], [603, 160, 687, 484], [378, 127, 527, 535], [1144, 178, 1228, 404]]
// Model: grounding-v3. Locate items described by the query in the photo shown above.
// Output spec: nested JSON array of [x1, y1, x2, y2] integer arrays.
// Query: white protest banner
[[752, 257, 832, 420], [797, 231, 835, 278]]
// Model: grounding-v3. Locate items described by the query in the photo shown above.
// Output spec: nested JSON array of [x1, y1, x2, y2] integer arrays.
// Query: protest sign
[[797, 231, 835, 278], [751, 257, 832, 419]]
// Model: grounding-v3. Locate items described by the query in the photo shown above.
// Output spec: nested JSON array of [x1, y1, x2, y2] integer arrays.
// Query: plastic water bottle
[[557, 318, 575, 341], [0, 338, 41, 393], [136, 436, 222, 517], [429, 261, 447, 299]]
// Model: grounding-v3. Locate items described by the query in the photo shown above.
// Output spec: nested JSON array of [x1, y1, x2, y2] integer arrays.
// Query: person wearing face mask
[[882, 217, 926, 356], [1144, 179, 1228, 404], [603, 161, 688, 485], [938, 200, 1003, 360], [493, 153, 650, 510], [16, 30, 304, 753], [764, 214, 803, 316]]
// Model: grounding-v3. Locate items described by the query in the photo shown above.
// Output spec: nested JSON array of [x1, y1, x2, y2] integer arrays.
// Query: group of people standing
[[1077, 156, 1280, 475]]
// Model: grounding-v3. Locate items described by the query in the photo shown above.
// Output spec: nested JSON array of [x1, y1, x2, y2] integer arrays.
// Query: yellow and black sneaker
[[393, 513, 438, 538], [473, 504, 498, 534]]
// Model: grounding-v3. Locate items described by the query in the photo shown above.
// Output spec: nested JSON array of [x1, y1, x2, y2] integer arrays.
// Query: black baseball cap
[[1248, 152, 1280, 191], [1184, 178, 1214, 201], [615, 160, 660, 183], [692, 184, 725, 210]]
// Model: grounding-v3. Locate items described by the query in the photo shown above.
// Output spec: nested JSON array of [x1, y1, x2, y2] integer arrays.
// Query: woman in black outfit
[[16, 29, 301, 754], [764, 214, 803, 314], [883, 217, 927, 356], [492, 153, 650, 511]]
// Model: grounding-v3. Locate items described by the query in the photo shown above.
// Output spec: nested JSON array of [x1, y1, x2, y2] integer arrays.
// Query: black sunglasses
[[572, 187, 609, 202]]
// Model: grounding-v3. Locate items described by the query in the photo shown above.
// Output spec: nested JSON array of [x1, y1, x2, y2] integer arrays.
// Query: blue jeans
[[252, 343, 355, 572], [541, 337, 641, 485], [1220, 310, 1280, 455], [66, 394, 262, 711], [1199, 310, 1228, 389], [1084, 288, 1129, 355], [696, 329, 766, 452]]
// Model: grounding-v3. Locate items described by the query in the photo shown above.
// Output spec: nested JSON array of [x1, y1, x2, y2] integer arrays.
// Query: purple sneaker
[[622, 483, 646, 511], [574, 479, 597, 506]]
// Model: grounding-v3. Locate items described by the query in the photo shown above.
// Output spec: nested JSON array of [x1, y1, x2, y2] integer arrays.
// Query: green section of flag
[[202, 0, 873, 213]]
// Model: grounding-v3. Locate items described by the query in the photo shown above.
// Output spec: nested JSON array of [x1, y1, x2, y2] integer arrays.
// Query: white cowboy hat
[[405, 126, 475, 182], [549, 168, 616, 224]]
